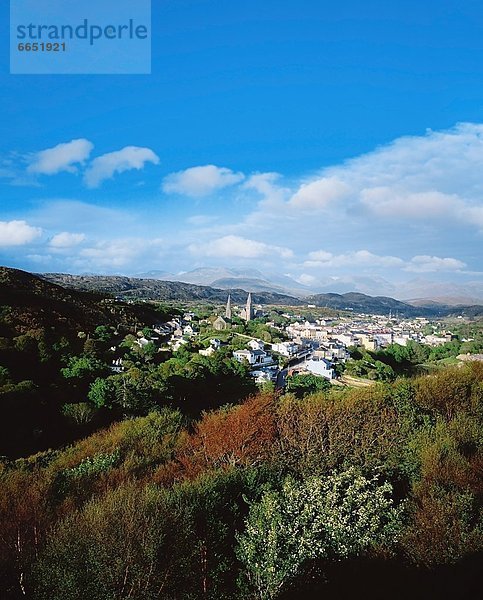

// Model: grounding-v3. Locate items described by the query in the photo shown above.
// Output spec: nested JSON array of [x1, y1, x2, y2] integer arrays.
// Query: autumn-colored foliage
[[176, 392, 278, 480], [0, 363, 483, 598]]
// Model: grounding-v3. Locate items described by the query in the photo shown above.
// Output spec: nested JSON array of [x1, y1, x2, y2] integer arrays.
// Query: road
[[276, 368, 288, 390]]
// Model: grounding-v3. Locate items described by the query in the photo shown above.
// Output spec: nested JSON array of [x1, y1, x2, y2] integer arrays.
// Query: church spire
[[245, 292, 253, 321], [225, 294, 232, 320]]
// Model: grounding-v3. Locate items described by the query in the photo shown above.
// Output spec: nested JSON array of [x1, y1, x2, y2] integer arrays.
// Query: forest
[[1, 361, 482, 599]]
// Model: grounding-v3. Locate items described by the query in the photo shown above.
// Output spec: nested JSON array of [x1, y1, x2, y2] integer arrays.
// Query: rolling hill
[[40, 273, 304, 306], [0, 267, 161, 336]]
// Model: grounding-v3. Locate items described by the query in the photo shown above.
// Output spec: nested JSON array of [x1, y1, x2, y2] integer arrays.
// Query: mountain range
[[37, 270, 483, 318], [132, 267, 483, 306], [40, 272, 303, 306], [133, 267, 312, 297], [0, 266, 481, 324]]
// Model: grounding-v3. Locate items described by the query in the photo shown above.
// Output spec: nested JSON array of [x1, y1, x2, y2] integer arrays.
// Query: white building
[[248, 339, 265, 351], [233, 348, 273, 366], [272, 341, 300, 356], [199, 346, 216, 357], [304, 358, 335, 380]]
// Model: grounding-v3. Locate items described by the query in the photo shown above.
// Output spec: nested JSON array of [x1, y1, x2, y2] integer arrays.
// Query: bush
[[237, 467, 404, 599]]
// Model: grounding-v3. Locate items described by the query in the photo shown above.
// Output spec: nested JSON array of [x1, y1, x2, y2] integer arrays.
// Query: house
[[110, 358, 124, 373], [250, 370, 275, 384], [374, 332, 393, 347], [183, 324, 198, 337], [135, 337, 150, 348], [272, 341, 299, 357], [356, 334, 378, 352], [332, 333, 355, 347], [199, 339, 222, 357], [248, 339, 265, 351], [423, 334, 447, 347], [199, 346, 216, 357], [169, 338, 188, 351], [304, 358, 335, 380], [316, 343, 349, 362], [233, 348, 273, 366]]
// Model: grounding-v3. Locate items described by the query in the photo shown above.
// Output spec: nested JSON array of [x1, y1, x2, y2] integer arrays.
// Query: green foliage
[[1, 345, 483, 599], [34, 484, 173, 600], [237, 468, 403, 599], [0, 365, 11, 386], [63, 450, 120, 480], [62, 402, 96, 425], [61, 355, 107, 381], [285, 373, 331, 397]]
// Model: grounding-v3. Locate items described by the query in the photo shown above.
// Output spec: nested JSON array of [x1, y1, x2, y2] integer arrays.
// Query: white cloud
[[26, 253, 53, 264], [322, 123, 483, 229], [243, 172, 286, 201], [295, 273, 317, 286], [79, 238, 165, 269], [163, 165, 244, 197], [28, 139, 93, 175], [303, 249, 466, 274], [405, 255, 467, 273], [188, 235, 293, 259], [84, 146, 159, 188], [241, 122, 483, 243], [0, 220, 42, 247], [27, 200, 133, 233], [305, 249, 405, 269], [289, 177, 351, 211], [360, 187, 462, 220], [49, 232, 86, 248]]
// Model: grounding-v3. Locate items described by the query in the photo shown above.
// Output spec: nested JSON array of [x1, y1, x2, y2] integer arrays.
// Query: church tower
[[245, 292, 254, 322], [225, 294, 232, 320]]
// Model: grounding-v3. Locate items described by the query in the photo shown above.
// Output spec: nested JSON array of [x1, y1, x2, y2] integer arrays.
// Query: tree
[[94, 325, 113, 343], [61, 355, 107, 382], [62, 402, 96, 425], [87, 377, 116, 409], [237, 468, 403, 599], [285, 373, 330, 398], [374, 360, 396, 382]]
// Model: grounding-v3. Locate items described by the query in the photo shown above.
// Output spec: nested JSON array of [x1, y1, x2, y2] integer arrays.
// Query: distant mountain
[[304, 291, 483, 317], [133, 270, 174, 280], [18, 269, 480, 318], [394, 278, 483, 304], [305, 291, 421, 316], [309, 276, 398, 297], [210, 277, 288, 295], [0, 267, 161, 336], [300, 275, 483, 305], [40, 273, 304, 306], [407, 295, 483, 307], [132, 267, 312, 297]]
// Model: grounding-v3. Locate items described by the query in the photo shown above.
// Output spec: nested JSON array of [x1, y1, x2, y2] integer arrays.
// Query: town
[[110, 292, 481, 389]]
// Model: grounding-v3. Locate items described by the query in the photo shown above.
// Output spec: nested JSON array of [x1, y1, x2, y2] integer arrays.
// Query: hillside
[[305, 291, 426, 316], [0, 267, 161, 336], [133, 267, 312, 297], [41, 273, 304, 306]]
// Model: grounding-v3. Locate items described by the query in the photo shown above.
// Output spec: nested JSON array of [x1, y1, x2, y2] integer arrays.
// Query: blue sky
[[1, 0, 483, 295]]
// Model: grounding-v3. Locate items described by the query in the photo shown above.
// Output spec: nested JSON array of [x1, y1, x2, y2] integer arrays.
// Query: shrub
[[237, 467, 404, 599]]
